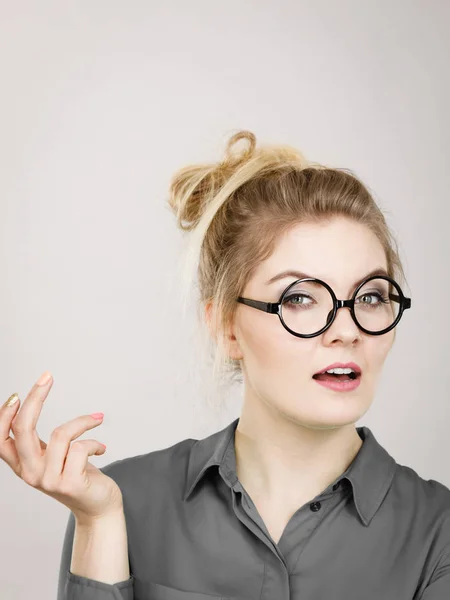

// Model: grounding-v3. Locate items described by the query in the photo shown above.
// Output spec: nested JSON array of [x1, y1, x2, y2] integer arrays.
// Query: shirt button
[[333, 482, 341, 491], [310, 501, 321, 512]]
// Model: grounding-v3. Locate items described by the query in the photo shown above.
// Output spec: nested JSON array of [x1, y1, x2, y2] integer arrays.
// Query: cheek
[[240, 315, 315, 374], [367, 333, 394, 370]]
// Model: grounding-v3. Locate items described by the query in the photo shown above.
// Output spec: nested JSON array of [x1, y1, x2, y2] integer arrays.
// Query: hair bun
[[221, 130, 257, 169]]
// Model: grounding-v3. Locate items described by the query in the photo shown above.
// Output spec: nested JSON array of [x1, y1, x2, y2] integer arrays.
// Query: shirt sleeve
[[420, 546, 450, 599], [57, 510, 134, 600]]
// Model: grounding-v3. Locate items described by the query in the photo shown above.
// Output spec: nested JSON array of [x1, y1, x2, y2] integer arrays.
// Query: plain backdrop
[[0, 1, 449, 598]]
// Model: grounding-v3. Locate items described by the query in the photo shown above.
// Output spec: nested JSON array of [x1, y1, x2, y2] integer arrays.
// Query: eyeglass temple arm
[[236, 298, 278, 313], [389, 293, 411, 309]]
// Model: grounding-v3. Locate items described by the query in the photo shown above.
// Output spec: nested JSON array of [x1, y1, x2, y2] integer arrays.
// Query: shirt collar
[[183, 417, 398, 527]]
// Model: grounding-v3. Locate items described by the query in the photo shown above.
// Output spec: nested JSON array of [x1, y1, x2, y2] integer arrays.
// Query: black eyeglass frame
[[236, 274, 412, 338]]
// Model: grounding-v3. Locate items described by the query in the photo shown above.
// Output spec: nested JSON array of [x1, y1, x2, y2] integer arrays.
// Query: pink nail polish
[[90, 412, 104, 420]]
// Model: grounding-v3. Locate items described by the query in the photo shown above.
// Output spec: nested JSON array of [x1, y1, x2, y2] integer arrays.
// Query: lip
[[313, 376, 361, 392], [313, 362, 362, 376]]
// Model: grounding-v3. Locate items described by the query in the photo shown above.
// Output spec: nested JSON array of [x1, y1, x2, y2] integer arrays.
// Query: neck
[[234, 394, 363, 505]]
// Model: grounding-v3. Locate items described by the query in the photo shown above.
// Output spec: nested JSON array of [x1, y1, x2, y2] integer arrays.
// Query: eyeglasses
[[236, 275, 411, 338]]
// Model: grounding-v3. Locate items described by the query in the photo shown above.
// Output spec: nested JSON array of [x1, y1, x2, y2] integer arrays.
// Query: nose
[[324, 305, 361, 341]]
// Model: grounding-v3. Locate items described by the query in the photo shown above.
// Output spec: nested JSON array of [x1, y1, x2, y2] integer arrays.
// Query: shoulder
[[98, 436, 197, 505], [392, 461, 450, 548], [393, 461, 450, 512]]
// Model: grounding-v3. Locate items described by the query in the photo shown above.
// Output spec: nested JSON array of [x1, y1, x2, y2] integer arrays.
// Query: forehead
[[260, 218, 387, 285]]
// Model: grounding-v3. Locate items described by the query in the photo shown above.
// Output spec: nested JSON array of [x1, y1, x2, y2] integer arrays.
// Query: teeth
[[325, 367, 355, 374]]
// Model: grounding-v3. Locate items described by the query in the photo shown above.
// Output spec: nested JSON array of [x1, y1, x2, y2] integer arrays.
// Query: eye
[[283, 294, 314, 308], [356, 292, 390, 307]]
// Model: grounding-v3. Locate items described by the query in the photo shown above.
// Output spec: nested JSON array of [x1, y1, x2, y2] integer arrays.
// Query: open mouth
[[312, 371, 361, 382]]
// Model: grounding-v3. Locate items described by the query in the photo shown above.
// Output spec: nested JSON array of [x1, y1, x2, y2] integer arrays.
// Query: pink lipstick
[[312, 362, 362, 392]]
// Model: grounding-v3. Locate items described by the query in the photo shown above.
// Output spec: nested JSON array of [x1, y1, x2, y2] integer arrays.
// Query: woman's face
[[229, 217, 395, 430]]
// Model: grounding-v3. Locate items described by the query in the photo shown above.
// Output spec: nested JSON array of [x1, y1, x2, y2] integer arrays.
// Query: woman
[[2, 131, 449, 599]]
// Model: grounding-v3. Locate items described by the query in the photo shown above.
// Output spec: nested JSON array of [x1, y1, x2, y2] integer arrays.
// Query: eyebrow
[[266, 267, 390, 289]]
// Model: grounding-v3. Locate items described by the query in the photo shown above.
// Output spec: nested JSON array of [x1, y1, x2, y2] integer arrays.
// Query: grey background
[[0, 1, 448, 598]]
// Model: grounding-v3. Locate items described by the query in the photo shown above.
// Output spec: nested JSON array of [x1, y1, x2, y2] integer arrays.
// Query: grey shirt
[[57, 417, 450, 599]]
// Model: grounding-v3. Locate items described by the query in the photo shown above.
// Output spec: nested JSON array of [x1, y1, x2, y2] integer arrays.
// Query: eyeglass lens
[[280, 278, 400, 335]]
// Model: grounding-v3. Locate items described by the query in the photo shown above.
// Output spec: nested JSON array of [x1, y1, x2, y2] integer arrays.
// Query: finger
[[39, 440, 105, 502], [0, 394, 22, 473], [44, 414, 105, 479], [0, 395, 47, 476], [11, 373, 53, 478], [62, 438, 106, 481]]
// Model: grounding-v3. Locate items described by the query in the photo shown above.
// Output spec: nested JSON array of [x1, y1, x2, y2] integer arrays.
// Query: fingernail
[[5, 393, 19, 407], [90, 412, 104, 420], [37, 371, 52, 386]]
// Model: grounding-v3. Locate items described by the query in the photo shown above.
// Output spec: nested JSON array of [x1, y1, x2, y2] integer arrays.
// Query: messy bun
[[167, 130, 308, 232], [166, 129, 407, 403]]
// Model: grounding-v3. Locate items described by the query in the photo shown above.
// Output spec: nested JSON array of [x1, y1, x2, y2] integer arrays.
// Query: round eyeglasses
[[236, 275, 412, 338]]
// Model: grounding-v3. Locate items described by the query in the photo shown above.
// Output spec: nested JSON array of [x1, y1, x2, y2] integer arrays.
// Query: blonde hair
[[167, 130, 407, 396]]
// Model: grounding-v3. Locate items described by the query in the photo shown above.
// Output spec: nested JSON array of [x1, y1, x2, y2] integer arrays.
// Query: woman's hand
[[0, 372, 124, 524]]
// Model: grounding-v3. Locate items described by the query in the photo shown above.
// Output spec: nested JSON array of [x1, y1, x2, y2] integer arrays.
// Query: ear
[[204, 301, 216, 341], [204, 301, 243, 360]]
